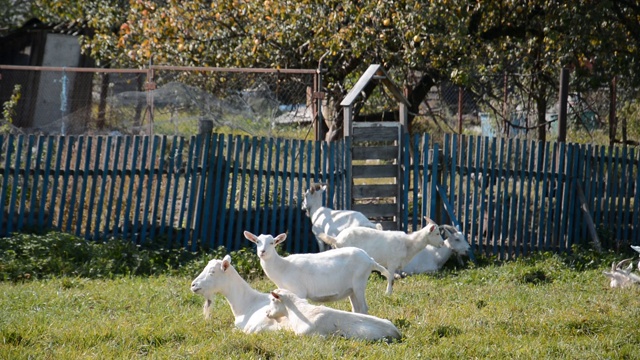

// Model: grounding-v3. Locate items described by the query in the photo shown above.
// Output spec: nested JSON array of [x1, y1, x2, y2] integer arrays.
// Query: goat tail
[[372, 261, 394, 296], [317, 233, 337, 247]]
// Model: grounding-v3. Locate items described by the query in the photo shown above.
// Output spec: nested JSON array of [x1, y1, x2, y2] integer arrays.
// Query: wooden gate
[[340, 65, 410, 230], [350, 122, 403, 230]]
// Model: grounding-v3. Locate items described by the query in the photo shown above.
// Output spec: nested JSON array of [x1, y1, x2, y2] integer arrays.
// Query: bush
[[0, 231, 259, 281]]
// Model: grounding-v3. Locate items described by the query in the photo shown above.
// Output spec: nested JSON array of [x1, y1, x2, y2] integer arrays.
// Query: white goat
[[317, 217, 445, 278], [245, 231, 392, 314], [190, 255, 286, 333], [604, 258, 640, 288], [302, 183, 382, 251], [265, 288, 401, 341], [605, 245, 640, 288], [402, 225, 471, 275]]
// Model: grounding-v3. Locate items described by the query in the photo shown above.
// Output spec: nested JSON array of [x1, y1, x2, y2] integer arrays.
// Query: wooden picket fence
[[1, 132, 638, 258]]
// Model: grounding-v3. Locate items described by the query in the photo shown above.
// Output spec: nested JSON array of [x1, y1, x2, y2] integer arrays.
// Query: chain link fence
[[425, 73, 640, 143], [0, 65, 318, 139], [2, 65, 638, 143]]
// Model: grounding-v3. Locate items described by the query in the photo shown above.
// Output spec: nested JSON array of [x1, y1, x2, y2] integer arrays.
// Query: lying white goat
[[402, 224, 471, 275], [605, 245, 640, 288], [317, 217, 444, 279], [245, 231, 392, 314], [265, 288, 401, 341], [302, 183, 382, 251], [604, 258, 640, 288], [190, 255, 286, 333]]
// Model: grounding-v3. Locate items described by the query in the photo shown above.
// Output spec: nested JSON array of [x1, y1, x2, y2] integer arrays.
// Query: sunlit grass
[[2, 253, 639, 359]]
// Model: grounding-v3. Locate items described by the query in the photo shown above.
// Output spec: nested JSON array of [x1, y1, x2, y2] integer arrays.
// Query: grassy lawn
[[1, 254, 639, 359]]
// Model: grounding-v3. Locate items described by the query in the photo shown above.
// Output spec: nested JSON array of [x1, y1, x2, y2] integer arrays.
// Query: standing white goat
[[190, 255, 286, 333], [402, 225, 471, 275], [302, 183, 382, 251], [317, 217, 444, 278], [265, 288, 401, 341], [245, 231, 392, 314]]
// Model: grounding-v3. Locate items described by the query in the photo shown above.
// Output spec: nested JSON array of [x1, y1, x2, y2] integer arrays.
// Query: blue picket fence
[[1, 132, 638, 258]]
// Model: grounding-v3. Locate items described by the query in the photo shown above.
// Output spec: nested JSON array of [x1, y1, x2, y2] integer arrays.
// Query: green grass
[[2, 252, 639, 359]]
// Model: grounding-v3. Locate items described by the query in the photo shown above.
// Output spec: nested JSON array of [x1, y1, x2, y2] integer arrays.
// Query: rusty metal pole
[[558, 68, 569, 143], [458, 87, 463, 135]]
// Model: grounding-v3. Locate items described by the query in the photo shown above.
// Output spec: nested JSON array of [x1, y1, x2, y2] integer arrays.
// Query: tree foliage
[[28, 0, 640, 142]]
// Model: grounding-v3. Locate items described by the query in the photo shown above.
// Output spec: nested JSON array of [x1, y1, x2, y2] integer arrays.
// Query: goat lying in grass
[[401, 224, 471, 276], [605, 245, 640, 288], [317, 217, 444, 280], [190, 255, 286, 333], [245, 231, 392, 314], [302, 183, 382, 251], [265, 288, 401, 341]]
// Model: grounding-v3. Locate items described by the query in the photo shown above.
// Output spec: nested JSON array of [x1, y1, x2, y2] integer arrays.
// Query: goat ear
[[244, 231, 258, 243], [222, 255, 232, 271], [270, 291, 280, 300], [274, 233, 287, 245], [423, 216, 436, 225]]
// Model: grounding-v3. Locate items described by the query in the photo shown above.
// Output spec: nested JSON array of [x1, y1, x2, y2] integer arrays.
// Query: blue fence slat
[[123, 136, 141, 239], [6, 135, 22, 234], [140, 136, 159, 244], [85, 136, 102, 239], [235, 136, 251, 250], [26, 136, 45, 227], [1, 135, 13, 234], [217, 135, 233, 250], [285, 140, 297, 253], [38, 136, 55, 228], [149, 136, 167, 240], [75, 136, 92, 237], [226, 135, 243, 250], [262, 138, 274, 235], [622, 148, 635, 245], [253, 138, 266, 234], [184, 136, 204, 249], [94, 136, 112, 240], [462, 136, 473, 243], [615, 147, 627, 246], [193, 134, 212, 250], [17, 135, 35, 230]]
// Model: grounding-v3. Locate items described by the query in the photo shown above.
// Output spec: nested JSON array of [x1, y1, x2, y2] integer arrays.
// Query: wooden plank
[[131, 136, 148, 241], [353, 124, 399, 142], [400, 131, 409, 230], [38, 136, 55, 228], [85, 136, 102, 239], [76, 136, 94, 238], [194, 134, 213, 248], [352, 184, 398, 198], [149, 136, 167, 240], [66, 137, 84, 233], [352, 203, 398, 217], [352, 164, 397, 178], [227, 135, 243, 249], [167, 138, 184, 241], [352, 145, 397, 160], [140, 136, 159, 243], [340, 65, 383, 106], [217, 134, 233, 251], [105, 137, 122, 236], [26, 136, 45, 227], [17, 136, 35, 231], [294, 139, 306, 253]]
